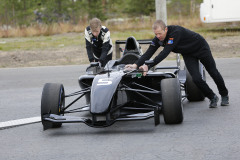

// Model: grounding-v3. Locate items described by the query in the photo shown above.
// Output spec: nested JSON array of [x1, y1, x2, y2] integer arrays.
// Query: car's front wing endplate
[[43, 111, 155, 128]]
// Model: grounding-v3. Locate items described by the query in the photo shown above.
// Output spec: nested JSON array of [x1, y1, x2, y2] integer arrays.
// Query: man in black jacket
[[125, 20, 229, 108], [85, 18, 113, 67]]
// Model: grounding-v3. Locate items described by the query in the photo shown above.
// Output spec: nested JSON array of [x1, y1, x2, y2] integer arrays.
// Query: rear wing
[[115, 38, 181, 69], [115, 39, 152, 59]]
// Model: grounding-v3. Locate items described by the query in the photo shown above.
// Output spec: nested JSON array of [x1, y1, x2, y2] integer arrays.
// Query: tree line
[[0, 0, 203, 26]]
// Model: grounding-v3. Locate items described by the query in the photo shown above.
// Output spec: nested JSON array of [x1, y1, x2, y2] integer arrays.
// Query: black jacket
[[136, 25, 208, 68], [85, 26, 113, 63]]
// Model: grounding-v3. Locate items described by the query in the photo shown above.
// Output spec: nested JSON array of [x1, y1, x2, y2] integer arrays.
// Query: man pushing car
[[125, 20, 229, 108], [85, 18, 113, 67]]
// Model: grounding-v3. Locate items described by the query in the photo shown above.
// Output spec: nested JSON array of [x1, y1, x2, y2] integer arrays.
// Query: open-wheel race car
[[41, 36, 206, 130]]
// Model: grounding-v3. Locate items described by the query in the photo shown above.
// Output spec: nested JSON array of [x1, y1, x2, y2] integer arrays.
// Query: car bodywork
[[41, 36, 205, 130]]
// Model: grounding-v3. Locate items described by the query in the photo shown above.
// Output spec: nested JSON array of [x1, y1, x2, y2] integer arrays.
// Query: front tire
[[161, 78, 183, 124], [41, 83, 65, 130]]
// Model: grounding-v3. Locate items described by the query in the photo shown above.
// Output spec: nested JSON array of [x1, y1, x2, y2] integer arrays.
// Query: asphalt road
[[0, 58, 240, 160]]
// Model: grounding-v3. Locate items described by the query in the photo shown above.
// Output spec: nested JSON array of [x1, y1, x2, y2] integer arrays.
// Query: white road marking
[[0, 116, 41, 130]]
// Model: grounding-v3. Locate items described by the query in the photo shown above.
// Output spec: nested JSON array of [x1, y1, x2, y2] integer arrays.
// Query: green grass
[[0, 34, 83, 51], [0, 31, 154, 52], [1, 15, 240, 52], [194, 26, 240, 38], [111, 30, 154, 41], [0, 27, 240, 52]]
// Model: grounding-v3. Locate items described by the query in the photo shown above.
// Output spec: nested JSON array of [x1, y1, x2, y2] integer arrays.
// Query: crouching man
[[85, 18, 113, 67]]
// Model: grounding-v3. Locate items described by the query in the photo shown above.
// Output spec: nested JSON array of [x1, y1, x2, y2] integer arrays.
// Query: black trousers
[[182, 45, 228, 99]]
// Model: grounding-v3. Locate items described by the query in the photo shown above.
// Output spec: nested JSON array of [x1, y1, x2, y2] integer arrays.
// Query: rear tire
[[41, 83, 65, 129], [161, 78, 183, 124], [185, 64, 205, 101]]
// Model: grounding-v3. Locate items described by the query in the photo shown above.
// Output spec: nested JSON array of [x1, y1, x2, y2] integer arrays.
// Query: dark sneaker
[[221, 95, 229, 106], [209, 95, 219, 108]]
